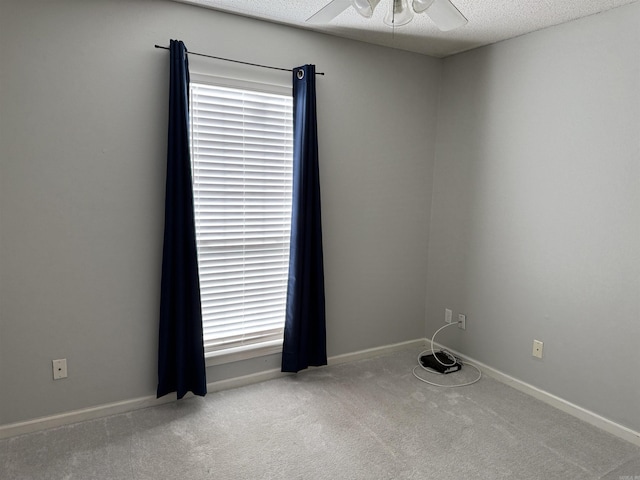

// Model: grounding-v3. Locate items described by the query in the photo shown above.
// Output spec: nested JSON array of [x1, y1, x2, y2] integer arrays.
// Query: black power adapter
[[419, 351, 462, 374]]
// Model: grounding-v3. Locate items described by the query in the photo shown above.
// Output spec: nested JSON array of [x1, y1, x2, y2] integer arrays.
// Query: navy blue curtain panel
[[282, 65, 327, 373], [157, 40, 207, 399]]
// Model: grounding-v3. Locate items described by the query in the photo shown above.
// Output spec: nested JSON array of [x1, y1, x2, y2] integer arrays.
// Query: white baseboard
[[5, 338, 637, 448], [0, 394, 178, 440], [0, 339, 424, 440], [433, 341, 640, 448], [328, 338, 427, 366]]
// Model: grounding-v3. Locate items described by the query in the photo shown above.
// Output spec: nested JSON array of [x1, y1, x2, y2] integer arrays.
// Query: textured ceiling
[[174, 0, 637, 57]]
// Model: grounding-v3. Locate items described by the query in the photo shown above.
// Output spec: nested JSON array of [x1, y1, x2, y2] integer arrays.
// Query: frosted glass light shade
[[412, 0, 435, 13], [352, 0, 381, 18], [424, 0, 468, 31], [383, 0, 414, 26]]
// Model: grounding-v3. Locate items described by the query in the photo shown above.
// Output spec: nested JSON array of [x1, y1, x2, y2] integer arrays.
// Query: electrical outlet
[[445, 308, 453, 324], [532, 340, 543, 359], [52, 359, 67, 380], [458, 314, 466, 330]]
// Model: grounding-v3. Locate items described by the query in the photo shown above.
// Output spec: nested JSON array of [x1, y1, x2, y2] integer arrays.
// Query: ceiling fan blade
[[425, 0, 468, 31], [306, 0, 353, 24]]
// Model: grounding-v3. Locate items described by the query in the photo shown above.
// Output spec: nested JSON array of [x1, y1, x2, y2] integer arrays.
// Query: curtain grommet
[[297, 69, 305, 80]]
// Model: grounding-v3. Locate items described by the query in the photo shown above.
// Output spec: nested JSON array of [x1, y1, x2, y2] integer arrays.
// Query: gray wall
[[426, 3, 640, 431], [0, 0, 440, 425], [2, 0, 638, 435]]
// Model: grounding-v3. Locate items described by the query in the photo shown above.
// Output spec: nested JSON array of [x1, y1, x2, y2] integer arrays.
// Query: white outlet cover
[[445, 309, 453, 324], [53, 359, 68, 379], [532, 340, 544, 359]]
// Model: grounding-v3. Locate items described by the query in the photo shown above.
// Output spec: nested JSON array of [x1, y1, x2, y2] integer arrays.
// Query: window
[[189, 78, 293, 362]]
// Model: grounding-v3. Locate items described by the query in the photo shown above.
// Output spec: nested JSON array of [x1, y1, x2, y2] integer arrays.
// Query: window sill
[[204, 341, 283, 367]]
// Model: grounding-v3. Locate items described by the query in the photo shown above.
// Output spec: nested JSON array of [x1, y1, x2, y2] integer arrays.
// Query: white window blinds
[[189, 81, 293, 357]]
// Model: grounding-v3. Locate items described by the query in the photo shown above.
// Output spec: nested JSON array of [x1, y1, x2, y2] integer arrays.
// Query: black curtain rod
[[154, 45, 325, 75]]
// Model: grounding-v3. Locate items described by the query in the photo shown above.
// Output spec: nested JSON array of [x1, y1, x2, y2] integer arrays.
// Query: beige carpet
[[2, 347, 639, 479]]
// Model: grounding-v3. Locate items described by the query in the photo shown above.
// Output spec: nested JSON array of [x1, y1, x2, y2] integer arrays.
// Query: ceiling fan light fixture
[[351, 0, 380, 18], [383, 0, 414, 27], [412, 0, 435, 14]]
